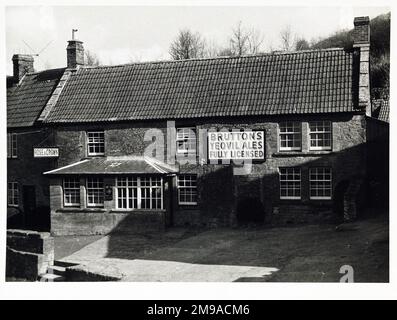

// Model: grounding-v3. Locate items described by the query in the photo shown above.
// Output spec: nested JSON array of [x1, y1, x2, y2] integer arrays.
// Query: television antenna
[[22, 40, 54, 56], [21, 40, 54, 68]]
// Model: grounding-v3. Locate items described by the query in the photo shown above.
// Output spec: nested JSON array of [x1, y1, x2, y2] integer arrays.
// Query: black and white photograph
[[1, 0, 393, 300]]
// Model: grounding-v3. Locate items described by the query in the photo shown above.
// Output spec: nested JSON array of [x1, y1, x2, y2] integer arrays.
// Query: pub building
[[7, 17, 389, 235]]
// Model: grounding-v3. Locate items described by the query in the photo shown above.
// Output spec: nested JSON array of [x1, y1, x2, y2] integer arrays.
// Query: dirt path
[[58, 217, 388, 282]]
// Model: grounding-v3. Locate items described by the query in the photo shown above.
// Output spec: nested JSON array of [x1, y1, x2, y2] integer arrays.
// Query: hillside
[[311, 12, 390, 95]]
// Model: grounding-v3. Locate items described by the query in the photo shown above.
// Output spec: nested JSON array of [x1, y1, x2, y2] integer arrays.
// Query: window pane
[[309, 121, 332, 150], [116, 176, 162, 210], [279, 122, 301, 151], [176, 127, 197, 154], [279, 168, 301, 199], [64, 178, 80, 206], [87, 131, 105, 155], [87, 177, 104, 207], [178, 174, 198, 204], [310, 168, 332, 199]]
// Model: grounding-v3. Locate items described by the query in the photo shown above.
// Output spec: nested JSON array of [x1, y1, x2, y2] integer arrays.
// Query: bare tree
[[85, 50, 101, 66], [169, 29, 206, 60], [280, 25, 294, 51], [228, 21, 264, 56], [247, 27, 264, 54]]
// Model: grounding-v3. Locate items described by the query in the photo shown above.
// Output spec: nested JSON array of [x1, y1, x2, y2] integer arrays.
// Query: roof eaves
[[43, 159, 89, 175]]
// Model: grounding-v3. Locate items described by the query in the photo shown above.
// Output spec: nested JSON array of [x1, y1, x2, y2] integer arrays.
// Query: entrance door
[[23, 185, 36, 229]]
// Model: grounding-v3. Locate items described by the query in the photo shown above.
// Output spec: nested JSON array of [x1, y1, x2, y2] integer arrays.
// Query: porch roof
[[43, 156, 178, 175]]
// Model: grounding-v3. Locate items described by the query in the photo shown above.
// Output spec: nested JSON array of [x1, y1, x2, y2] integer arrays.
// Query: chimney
[[353, 16, 371, 116], [66, 39, 84, 69], [12, 54, 34, 82]]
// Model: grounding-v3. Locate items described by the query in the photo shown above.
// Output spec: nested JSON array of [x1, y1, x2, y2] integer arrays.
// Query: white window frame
[[309, 167, 332, 200], [7, 133, 17, 158], [176, 127, 197, 155], [87, 131, 105, 156], [115, 176, 163, 210], [86, 177, 104, 207], [309, 121, 332, 151], [177, 174, 198, 205], [7, 182, 19, 207], [279, 122, 302, 151], [63, 177, 81, 207], [279, 167, 301, 200]]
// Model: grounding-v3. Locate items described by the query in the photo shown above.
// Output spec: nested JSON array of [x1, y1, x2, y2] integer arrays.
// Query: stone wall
[[6, 229, 54, 281], [7, 128, 57, 230], [50, 113, 368, 232], [51, 210, 166, 236]]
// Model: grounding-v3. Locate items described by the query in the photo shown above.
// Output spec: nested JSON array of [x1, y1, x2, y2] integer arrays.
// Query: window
[[86, 177, 104, 207], [7, 182, 19, 206], [176, 127, 196, 154], [116, 176, 162, 210], [87, 131, 105, 156], [7, 133, 17, 158], [309, 121, 332, 150], [178, 174, 198, 205], [279, 167, 301, 199], [310, 168, 332, 200], [63, 177, 80, 206], [279, 122, 301, 151]]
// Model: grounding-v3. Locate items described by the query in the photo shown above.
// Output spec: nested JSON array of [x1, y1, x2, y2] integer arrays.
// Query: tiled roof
[[44, 48, 358, 123], [7, 68, 65, 128], [43, 156, 178, 175]]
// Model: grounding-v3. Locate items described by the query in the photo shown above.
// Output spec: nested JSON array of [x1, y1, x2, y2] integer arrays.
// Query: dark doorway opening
[[333, 180, 350, 220], [236, 197, 265, 225], [21, 186, 50, 231], [23, 185, 36, 229]]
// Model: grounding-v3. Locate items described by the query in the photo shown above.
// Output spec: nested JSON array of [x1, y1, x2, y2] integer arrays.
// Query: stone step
[[54, 260, 79, 268], [38, 273, 65, 282], [47, 265, 66, 276]]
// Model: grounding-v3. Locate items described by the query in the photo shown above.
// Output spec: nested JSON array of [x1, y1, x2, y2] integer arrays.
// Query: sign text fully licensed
[[208, 131, 265, 160]]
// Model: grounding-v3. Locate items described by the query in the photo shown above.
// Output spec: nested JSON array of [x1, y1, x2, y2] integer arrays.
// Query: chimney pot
[[12, 54, 34, 83]]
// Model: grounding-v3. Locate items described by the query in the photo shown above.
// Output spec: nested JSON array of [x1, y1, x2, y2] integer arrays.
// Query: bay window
[[86, 177, 104, 207], [63, 177, 80, 207], [116, 176, 162, 210]]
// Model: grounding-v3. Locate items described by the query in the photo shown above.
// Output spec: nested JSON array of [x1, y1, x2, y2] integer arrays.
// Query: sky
[[5, 5, 390, 75]]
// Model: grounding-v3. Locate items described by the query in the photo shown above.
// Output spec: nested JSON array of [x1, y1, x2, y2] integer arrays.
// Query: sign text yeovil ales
[[208, 131, 265, 160]]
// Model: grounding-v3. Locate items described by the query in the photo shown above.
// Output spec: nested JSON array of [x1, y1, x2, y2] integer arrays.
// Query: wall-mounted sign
[[33, 147, 59, 158], [208, 131, 265, 160]]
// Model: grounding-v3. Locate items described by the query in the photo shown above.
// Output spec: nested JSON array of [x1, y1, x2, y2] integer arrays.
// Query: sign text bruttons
[[208, 131, 264, 160]]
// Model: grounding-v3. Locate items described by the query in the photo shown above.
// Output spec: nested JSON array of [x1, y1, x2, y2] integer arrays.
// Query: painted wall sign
[[33, 147, 59, 158], [208, 131, 265, 160]]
